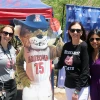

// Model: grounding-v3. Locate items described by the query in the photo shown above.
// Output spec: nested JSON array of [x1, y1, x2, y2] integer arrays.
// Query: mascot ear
[[14, 25, 22, 36]]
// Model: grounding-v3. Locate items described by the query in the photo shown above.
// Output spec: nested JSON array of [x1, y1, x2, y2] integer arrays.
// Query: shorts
[[22, 79, 52, 100]]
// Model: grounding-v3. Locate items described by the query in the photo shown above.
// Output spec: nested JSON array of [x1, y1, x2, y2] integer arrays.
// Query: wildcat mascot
[[13, 14, 63, 100]]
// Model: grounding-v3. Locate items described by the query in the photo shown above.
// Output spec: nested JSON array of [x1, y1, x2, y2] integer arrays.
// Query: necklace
[[0, 44, 13, 69]]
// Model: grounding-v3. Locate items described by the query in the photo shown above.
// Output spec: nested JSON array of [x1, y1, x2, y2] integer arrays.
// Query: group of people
[[55, 21, 100, 100], [0, 16, 99, 100], [0, 14, 63, 100]]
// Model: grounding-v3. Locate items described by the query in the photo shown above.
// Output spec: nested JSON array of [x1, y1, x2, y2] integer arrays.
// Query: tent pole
[[61, 4, 65, 30]]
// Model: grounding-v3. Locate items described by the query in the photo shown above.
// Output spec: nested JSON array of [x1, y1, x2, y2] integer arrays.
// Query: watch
[[74, 90, 79, 95]]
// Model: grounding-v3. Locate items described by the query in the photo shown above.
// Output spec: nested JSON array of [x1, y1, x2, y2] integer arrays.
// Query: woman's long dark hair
[[68, 21, 86, 41], [87, 29, 100, 55]]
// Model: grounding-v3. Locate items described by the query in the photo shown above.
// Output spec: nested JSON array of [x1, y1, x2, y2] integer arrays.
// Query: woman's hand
[[72, 93, 78, 100]]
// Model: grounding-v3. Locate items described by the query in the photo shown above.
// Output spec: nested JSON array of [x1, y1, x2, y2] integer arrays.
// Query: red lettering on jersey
[[28, 55, 48, 63]]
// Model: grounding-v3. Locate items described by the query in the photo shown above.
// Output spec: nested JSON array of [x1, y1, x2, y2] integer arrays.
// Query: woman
[[87, 29, 100, 100], [55, 21, 90, 100], [0, 25, 17, 100]]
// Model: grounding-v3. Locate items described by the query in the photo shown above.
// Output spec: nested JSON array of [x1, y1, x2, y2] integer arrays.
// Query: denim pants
[[0, 79, 17, 100]]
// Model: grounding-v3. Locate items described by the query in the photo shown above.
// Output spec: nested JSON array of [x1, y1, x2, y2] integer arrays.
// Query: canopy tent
[[0, 0, 53, 24]]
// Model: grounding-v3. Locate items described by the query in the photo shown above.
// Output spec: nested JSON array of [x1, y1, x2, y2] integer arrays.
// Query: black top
[[55, 41, 90, 91]]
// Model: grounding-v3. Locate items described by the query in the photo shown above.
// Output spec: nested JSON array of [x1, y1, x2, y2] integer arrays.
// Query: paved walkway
[[54, 86, 66, 100], [54, 86, 65, 93], [54, 86, 91, 100]]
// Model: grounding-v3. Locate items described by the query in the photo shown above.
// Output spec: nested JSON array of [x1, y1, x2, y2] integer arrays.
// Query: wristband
[[74, 90, 79, 95]]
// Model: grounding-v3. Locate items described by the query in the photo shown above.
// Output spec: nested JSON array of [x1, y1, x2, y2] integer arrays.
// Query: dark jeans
[[0, 79, 17, 100]]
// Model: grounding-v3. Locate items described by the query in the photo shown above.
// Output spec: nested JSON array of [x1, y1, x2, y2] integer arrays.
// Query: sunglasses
[[89, 38, 100, 42], [2, 31, 13, 37], [70, 29, 82, 33]]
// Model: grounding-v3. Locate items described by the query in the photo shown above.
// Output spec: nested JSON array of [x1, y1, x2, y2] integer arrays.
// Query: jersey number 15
[[34, 62, 44, 74]]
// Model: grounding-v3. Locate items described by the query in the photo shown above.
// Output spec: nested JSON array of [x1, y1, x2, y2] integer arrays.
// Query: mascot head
[[14, 14, 62, 50], [14, 14, 50, 50]]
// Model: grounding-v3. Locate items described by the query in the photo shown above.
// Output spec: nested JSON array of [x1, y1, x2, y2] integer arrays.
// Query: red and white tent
[[0, 0, 53, 24]]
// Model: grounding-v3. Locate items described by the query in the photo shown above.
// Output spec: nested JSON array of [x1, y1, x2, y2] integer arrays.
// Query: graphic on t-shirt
[[64, 56, 73, 66]]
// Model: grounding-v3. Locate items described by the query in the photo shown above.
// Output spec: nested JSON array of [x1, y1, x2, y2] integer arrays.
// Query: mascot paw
[[56, 37, 64, 49], [57, 37, 64, 45], [55, 37, 64, 57]]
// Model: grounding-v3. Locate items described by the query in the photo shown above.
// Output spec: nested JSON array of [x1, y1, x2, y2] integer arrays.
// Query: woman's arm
[[75, 42, 90, 91]]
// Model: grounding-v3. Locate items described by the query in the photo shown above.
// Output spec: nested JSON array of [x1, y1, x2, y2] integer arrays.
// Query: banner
[[57, 67, 65, 88], [64, 4, 100, 42]]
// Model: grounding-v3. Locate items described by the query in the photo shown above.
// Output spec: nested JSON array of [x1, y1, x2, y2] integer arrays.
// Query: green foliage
[[42, 0, 100, 30]]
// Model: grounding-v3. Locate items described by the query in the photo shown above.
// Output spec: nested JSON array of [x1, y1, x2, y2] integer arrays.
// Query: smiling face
[[89, 34, 100, 50], [69, 23, 82, 41], [1, 26, 14, 44]]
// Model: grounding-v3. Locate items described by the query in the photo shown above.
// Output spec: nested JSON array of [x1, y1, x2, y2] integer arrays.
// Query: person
[[87, 29, 100, 100], [55, 21, 90, 100], [0, 25, 17, 100], [14, 14, 63, 100]]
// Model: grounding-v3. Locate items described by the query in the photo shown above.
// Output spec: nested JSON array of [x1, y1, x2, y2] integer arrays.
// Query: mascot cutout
[[14, 14, 63, 100]]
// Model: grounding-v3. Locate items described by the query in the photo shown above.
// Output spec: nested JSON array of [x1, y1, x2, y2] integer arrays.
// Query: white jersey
[[24, 47, 51, 83]]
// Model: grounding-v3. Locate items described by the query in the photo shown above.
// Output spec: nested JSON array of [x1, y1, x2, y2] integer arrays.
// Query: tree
[[42, 0, 100, 30]]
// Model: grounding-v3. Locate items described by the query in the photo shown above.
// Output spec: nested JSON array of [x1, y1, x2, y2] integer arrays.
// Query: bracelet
[[74, 90, 79, 95]]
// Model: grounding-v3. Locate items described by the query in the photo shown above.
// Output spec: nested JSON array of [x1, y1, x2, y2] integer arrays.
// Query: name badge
[[10, 69, 15, 79]]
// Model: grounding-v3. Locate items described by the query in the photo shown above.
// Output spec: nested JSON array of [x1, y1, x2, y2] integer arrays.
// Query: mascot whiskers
[[14, 14, 64, 100]]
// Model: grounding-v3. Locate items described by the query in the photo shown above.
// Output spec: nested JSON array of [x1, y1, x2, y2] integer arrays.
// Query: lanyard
[[0, 44, 13, 69]]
